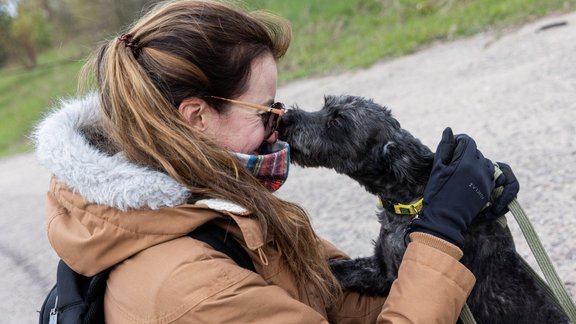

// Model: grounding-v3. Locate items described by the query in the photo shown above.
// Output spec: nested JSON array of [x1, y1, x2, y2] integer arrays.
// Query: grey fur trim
[[32, 93, 194, 211]]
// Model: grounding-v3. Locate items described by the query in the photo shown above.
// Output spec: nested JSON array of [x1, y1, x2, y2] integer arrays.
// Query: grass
[[0, 0, 575, 157], [0, 58, 83, 156]]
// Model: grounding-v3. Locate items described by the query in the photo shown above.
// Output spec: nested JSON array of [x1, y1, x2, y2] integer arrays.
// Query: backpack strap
[[189, 222, 256, 272]]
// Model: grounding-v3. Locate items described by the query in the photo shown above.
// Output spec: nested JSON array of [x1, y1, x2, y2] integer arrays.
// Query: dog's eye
[[327, 118, 342, 129]]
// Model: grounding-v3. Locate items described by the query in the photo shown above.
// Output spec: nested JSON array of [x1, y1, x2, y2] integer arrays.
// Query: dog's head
[[278, 95, 433, 202]]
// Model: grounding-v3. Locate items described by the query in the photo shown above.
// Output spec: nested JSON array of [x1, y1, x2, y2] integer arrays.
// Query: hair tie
[[118, 33, 138, 49]]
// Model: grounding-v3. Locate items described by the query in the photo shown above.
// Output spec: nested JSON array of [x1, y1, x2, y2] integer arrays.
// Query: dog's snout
[[278, 109, 303, 140]]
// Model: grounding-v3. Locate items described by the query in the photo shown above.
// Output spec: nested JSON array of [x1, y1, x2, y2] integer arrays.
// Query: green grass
[[1, 0, 575, 157], [0, 51, 84, 156]]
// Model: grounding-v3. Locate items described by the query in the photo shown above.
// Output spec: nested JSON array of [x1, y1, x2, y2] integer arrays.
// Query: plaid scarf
[[232, 141, 290, 192]]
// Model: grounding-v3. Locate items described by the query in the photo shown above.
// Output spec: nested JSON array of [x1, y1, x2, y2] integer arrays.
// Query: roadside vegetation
[[0, 0, 574, 156]]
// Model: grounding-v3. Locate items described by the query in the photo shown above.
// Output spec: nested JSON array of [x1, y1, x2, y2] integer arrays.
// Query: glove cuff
[[409, 232, 463, 260], [409, 216, 465, 248]]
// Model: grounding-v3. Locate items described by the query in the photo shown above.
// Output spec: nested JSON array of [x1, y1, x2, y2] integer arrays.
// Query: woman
[[34, 0, 515, 322]]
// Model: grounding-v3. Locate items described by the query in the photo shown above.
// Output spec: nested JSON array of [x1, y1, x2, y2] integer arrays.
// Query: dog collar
[[378, 196, 423, 215]]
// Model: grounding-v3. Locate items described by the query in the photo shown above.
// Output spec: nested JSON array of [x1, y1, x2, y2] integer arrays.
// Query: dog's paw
[[329, 257, 393, 296]]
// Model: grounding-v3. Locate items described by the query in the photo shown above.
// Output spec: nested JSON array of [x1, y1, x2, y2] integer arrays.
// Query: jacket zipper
[[49, 296, 58, 324]]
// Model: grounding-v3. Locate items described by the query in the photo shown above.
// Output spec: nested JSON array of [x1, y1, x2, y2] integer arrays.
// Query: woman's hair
[[81, 0, 341, 305]]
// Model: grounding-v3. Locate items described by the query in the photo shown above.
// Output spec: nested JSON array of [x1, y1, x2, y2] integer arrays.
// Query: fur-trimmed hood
[[33, 94, 251, 274], [33, 93, 248, 213]]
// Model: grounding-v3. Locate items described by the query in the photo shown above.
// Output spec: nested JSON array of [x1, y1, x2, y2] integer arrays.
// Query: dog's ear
[[378, 130, 434, 196], [323, 95, 342, 109]]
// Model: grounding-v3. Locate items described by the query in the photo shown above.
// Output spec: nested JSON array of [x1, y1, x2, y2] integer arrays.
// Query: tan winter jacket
[[35, 95, 476, 323]]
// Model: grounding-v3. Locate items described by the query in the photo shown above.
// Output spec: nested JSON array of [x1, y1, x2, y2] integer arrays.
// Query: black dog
[[278, 95, 568, 324]]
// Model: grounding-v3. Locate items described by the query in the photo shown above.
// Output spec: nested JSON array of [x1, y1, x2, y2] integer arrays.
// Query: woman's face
[[206, 53, 279, 154]]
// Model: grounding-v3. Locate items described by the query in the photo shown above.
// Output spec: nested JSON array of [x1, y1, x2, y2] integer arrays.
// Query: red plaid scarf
[[232, 141, 290, 192]]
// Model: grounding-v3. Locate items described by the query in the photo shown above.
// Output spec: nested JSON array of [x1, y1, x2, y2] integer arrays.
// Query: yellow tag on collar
[[379, 197, 424, 215]]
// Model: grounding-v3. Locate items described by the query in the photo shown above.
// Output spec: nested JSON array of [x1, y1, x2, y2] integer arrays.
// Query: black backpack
[[39, 222, 255, 324]]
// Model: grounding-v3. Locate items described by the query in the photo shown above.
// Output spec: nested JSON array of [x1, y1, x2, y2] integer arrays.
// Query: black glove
[[409, 127, 495, 248], [480, 162, 520, 220]]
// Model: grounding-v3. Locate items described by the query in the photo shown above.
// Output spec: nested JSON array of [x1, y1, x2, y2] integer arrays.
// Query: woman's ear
[[178, 97, 211, 131]]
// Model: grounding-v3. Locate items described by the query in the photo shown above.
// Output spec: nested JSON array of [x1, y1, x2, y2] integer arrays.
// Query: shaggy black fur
[[278, 95, 568, 324]]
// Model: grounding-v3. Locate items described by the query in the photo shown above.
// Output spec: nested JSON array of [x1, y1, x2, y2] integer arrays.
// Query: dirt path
[[1, 11, 575, 322]]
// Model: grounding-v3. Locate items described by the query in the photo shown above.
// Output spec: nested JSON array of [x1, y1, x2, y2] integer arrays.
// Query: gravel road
[[1, 11, 575, 323]]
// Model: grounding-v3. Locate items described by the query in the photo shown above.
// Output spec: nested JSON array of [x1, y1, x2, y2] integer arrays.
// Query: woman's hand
[[481, 162, 520, 220], [409, 127, 495, 247]]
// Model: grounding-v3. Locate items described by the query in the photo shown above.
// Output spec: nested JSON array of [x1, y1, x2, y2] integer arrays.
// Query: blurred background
[[0, 0, 575, 158], [1, 1, 575, 321]]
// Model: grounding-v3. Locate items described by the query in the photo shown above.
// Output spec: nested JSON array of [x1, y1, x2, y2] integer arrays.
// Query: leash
[[507, 198, 576, 322], [460, 303, 477, 324], [459, 165, 576, 324]]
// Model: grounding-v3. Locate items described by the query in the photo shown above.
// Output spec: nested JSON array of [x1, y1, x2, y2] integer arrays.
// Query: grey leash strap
[[459, 303, 477, 324], [489, 164, 576, 322], [491, 214, 562, 311], [508, 198, 576, 322], [517, 253, 565, 313], [460, 164, 576, 324]]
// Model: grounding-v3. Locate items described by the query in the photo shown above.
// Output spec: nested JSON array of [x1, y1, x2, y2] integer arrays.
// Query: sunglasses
[[207, 96, 285, 137]]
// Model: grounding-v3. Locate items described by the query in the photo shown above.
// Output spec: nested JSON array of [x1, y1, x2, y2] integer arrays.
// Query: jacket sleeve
[[378, 238, 475, 323], [324, 234, 476, 324]]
